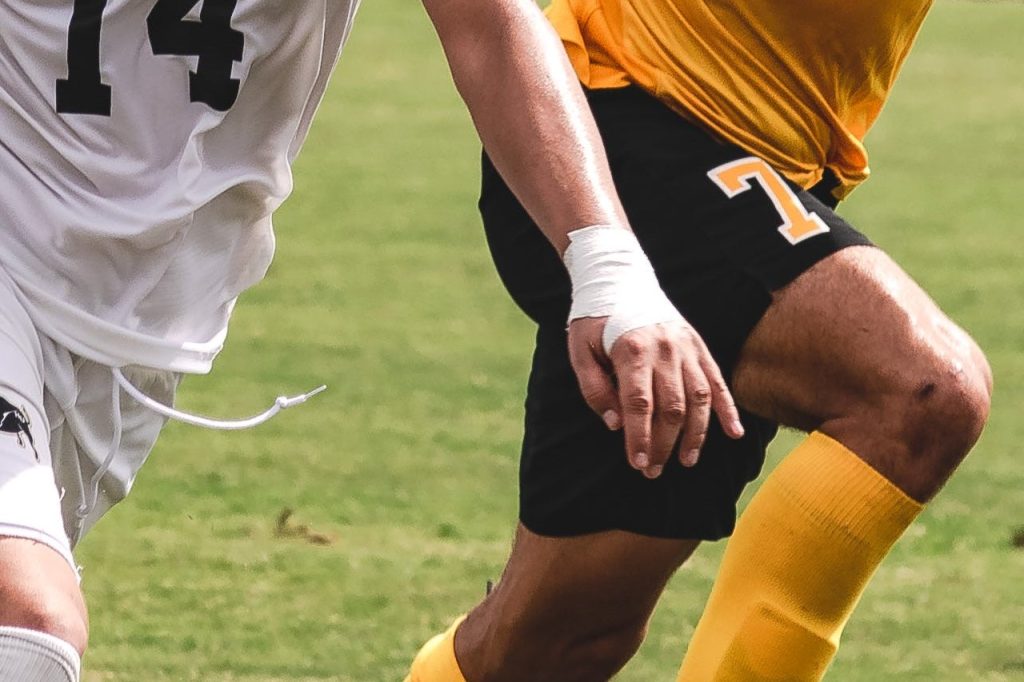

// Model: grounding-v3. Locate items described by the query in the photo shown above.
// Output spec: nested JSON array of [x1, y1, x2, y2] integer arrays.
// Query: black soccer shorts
[[480, 85, 872, 540]]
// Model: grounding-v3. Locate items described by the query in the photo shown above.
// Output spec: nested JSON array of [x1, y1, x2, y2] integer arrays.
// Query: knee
[[878, 335, 991, 474], [907, 343, 990, 456], [0, 585, 89, 656]]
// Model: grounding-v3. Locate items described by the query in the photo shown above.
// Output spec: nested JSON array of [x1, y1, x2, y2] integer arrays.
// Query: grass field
[[77, 1, 1024, 680]]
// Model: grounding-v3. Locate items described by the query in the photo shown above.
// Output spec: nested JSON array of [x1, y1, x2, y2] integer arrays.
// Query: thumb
[[568, 328, 622, 431]]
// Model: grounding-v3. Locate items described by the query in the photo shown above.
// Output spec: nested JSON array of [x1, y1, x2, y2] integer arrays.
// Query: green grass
[[77, 1, 1024, 680]]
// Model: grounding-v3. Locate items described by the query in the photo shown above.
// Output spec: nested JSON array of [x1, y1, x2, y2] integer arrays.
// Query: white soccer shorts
[[0, 268, 179, 573]]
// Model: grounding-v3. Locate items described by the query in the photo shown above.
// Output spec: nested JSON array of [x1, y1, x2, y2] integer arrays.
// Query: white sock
[[0, 627, 80, 681]]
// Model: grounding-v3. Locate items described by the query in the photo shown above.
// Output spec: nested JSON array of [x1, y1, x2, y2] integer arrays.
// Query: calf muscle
[[455, 525, 697, 682]]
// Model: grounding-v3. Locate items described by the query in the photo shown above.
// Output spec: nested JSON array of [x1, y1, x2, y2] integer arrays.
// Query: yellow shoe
[[405, 617, 467, 682]]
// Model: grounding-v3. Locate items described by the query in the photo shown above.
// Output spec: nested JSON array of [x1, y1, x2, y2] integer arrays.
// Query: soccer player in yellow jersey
[[407, 1, 992, 681]]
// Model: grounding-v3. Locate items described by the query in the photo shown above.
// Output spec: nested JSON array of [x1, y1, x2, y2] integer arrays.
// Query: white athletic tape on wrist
[[564, 225, 681, 355]]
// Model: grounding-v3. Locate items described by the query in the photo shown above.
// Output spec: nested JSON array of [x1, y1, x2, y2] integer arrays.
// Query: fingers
[[700, 350, 745, 440], [675, 361, 710, 468], [611, 324, 745, 476], [616, 336, 656, 473], [648, 341, 686, 477], [568, 318, 623, 431], [674, 337, 745, 466], [570, 317, 745, 479]]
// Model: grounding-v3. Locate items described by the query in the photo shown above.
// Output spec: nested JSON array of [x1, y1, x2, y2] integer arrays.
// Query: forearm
[[423, 0, 743, 477], [423, 0, 627, 254]]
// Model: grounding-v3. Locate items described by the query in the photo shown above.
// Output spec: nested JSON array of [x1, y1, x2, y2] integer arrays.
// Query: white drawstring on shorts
[[73, 377, 125, 541], [72, 368, 326, 541], [112, 368, 326, 430]]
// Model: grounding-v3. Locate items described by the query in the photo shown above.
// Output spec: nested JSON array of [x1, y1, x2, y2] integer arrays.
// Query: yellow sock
[[677, 432, 922, 681], [405, 616, 468, 682]]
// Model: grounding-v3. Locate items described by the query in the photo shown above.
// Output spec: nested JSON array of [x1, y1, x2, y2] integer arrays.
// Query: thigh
[[0, 273, 85, 642], [0, 270, 76, 571], [517, 323, 772, 540], [733, 246, 990, 495], [456, 523, 698, 682], [480, 86, 873, 541], [43, 347, 178, 544]]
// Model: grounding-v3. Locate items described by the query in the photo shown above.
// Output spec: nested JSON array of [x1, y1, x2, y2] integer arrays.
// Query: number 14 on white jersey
[[58, 0, 245, 115]]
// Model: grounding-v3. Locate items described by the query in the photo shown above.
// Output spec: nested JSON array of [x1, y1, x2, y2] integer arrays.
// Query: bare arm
[[422, 0, 622, 254], [423, 0, 744, 475]]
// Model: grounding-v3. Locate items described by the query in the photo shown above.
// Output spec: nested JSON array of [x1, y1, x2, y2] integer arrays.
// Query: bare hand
[[568, 317, 745, 478]]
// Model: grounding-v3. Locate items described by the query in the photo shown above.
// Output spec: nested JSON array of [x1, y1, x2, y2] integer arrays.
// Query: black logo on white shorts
[[0, 396, 38, 461]]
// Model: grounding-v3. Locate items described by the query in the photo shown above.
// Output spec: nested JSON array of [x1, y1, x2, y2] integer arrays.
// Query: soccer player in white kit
[[0, 0, 744, 678]]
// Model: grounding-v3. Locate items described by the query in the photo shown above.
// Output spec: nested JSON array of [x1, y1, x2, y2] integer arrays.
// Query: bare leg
[[734, 245, 991, 501], [677, 245, 991, 681], [455, 524, 698, 682], [0, 538, 87, 655]]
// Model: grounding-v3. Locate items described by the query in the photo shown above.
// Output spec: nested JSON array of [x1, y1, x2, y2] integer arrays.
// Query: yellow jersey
[[547, 0, 933, 199]]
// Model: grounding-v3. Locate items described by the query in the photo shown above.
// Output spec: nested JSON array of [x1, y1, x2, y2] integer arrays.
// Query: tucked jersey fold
[[547, 0, 933, 199]]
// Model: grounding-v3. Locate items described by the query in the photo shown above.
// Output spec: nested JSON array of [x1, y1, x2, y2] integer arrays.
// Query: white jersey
[[0, 0, 359, 373]]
